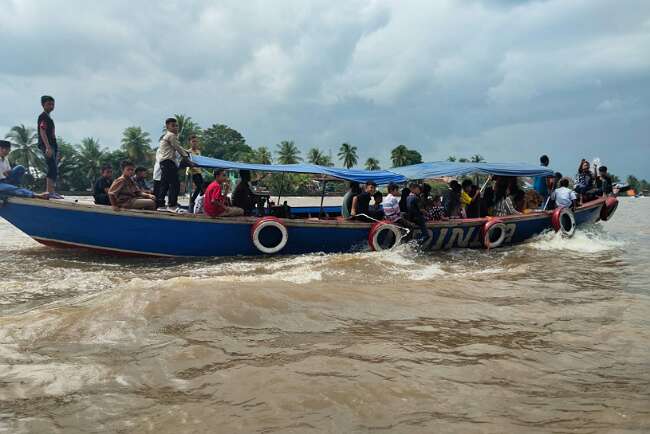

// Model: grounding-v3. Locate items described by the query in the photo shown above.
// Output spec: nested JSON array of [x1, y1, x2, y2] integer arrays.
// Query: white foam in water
[[529, 228, 624, 253]]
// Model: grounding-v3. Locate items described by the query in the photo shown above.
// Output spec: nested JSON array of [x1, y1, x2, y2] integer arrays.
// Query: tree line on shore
[[4, 114, 649, 195]]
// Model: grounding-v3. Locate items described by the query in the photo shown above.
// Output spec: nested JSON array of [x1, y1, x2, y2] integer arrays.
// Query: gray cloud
[[1, 0, 649, 178]]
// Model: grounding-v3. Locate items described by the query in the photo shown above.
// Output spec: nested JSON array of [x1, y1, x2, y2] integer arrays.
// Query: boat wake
[[527, 225, 624, 253]]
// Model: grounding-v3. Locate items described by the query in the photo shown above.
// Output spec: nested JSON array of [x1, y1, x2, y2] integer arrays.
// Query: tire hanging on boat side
[[482, 219, 507, 249], [251, 217, 289, 254], [551, 207, 576, 237], [368, 222, 402, 251], [600, 196, 619, 221]]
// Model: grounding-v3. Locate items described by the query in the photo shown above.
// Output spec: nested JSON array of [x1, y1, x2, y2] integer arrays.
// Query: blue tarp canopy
[[191, 155, 553, 184], [391, 161, 554, 179], [190, 155, 408, 184]]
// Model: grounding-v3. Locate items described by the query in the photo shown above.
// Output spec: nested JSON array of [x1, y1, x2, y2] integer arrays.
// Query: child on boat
[[550, 178, 577, 210]]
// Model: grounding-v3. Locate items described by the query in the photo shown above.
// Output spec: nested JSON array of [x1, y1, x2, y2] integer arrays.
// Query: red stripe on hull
[[33, 238, 166, 258]]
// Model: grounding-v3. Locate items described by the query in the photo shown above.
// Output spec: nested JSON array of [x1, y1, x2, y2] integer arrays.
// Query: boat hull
[[0, 197, 605, 257]]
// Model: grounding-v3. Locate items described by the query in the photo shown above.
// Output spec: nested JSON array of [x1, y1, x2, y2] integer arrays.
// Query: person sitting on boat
[[574, 159, 595, 202], [406, 183, 432, 243], [399, 187, 410, 213], [550, 178, 577, 210], [0, 140, 49, 200], [341, 181, 361, 218], [521, 190, 543, 213], [134, 166, 152, 194], [371, 190, 383, 215], [381, 182, 402, 223], [0, 140, 26, 187], [443, 180, 463, 218], [232, 169, 255, 215], [461, 179, 481, 218], [93, 164, 113, 205], [204, 169, 244, 217], [351, 181, 383, 220], [424, 194, 448, 221], [493, 177, 521, 216], [108, 160, 156, 211], [595, 166, 614, 197], [420, 184, 442, 221]]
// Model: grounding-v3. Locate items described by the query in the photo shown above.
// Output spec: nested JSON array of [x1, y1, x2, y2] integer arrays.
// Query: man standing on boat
[[37, 96, 63, 199], [533, 155, 553, 201], [156, 118, 190, 212]]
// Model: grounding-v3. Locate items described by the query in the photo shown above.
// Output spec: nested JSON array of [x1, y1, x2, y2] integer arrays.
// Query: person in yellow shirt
[[461, 179, 480, 218], [186, 134, 204, 211]]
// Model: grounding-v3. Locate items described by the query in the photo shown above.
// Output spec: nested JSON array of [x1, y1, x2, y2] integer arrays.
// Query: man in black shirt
[[351, 181, 383, 220], [595, 166, 613, 196], [93, 164, 113, 205], [37, 95, 63, 198], [232, 170, 255, 215]]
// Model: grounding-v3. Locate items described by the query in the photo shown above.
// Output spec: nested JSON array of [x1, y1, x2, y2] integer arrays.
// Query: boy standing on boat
[[37, 96, 63, 199], [187, 134, 204, 212], [533, 155, 553, 200], [156, 118, 190, 212]]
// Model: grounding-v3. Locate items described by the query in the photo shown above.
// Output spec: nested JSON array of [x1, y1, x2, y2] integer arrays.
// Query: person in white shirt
[[0, 140, 25, 186], [156, 118, 191, 212], [381, 183, 402, 223], [550, 178, 577, 210], [0, 140, 48, 199]]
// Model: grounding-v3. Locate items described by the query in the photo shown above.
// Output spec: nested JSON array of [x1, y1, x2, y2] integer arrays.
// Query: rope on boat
[[354, 213, 412, 244]]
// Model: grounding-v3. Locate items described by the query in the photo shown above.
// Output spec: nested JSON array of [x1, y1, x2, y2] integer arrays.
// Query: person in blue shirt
[[533, 155, 551, 199]]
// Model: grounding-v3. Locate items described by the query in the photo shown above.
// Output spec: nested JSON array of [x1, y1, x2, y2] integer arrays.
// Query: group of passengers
[[1, 96, 617, 221], [340, 153, 615, 231]]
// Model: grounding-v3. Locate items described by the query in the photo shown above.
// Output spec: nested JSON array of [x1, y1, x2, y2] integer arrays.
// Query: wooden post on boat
[[276, 172, 286, 204], [319, 178, 327, 218]]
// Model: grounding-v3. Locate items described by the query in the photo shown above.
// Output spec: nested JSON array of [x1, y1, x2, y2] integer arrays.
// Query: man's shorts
[[40, 145, 58, 181]]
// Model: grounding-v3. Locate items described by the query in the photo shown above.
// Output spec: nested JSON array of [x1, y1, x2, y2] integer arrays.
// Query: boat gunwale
[[2, 195, 605, 229]]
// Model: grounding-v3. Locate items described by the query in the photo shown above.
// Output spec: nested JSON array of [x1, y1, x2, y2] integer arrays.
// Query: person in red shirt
[[204, 169, 244, 217]]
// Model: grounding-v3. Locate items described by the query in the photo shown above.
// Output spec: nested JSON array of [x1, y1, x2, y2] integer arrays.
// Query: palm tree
[[365, 158, 381, 170], [446, 155, 457, 162], [254, 146, 273, 164], [276, 141, 302, 164], [308, 148, 333, 166], [173, 113, 202, 147], [470, 154, 485, 163], [76, 137, 106, 189], [121, 126, 152, 165], [338, 143, 358, 169], [390, 145, 410, 167], [5, 124, 44, 173]]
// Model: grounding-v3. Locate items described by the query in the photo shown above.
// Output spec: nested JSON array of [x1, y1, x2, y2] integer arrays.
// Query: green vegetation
[[4, 118, 648, 195], [338, 143, 358, 169], [391, 145, 422, 167]]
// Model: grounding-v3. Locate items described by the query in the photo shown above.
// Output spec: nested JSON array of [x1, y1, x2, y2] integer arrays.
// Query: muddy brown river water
[[1, 197, 649, 433]]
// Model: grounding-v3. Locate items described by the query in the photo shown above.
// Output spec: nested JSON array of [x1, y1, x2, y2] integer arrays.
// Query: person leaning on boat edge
[[108, 160, 156, 211], [37, 95, 63, 199], [93, 164, 113, 205], [156, 117, 192, 213]]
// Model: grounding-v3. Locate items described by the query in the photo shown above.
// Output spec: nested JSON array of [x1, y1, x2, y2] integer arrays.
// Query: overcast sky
[[1, 0, 649, 178]]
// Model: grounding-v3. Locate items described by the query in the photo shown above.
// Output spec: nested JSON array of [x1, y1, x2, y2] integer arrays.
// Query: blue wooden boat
[[0, 160, 618, 257]]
